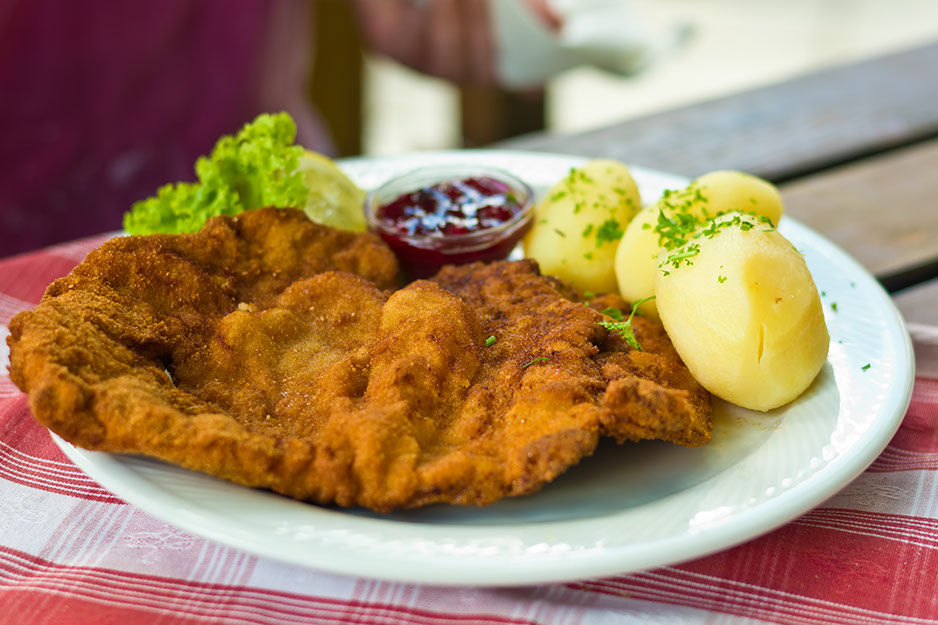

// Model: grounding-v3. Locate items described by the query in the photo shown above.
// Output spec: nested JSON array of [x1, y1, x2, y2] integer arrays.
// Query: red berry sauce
[[374, 176, 531, 278]]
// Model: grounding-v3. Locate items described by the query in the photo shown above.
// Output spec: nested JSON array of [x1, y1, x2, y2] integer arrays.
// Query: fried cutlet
[[431, 261, 712, 450], [8, 211, 711, 512]]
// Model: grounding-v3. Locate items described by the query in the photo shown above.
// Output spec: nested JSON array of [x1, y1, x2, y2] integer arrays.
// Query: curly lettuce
[[123, 112, 308, 235]]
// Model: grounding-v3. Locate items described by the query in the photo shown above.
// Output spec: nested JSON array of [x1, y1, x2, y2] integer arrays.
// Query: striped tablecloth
[[2, 236, 936, 625]]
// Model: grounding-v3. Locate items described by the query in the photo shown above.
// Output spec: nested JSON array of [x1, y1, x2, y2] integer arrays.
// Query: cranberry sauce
[[373, 176, 531, 277]]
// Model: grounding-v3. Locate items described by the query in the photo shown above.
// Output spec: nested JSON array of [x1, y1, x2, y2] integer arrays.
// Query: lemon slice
[[297, 150, 367, 232]]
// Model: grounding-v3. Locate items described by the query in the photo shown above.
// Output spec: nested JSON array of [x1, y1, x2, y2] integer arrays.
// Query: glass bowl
[[364, 164, 534, 278]]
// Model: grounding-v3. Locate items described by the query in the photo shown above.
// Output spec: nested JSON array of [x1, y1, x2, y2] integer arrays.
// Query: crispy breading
[[8, 211, 710, 512], [432, 261, 712, 451]]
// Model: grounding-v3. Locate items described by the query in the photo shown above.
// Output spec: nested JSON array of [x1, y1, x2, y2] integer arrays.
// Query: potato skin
[[614, 206, 667, 318], [692, 170, 784, 226], [616, 171, 784, 318], [524, 160, 640, 293], [654, 212, 829, 412]]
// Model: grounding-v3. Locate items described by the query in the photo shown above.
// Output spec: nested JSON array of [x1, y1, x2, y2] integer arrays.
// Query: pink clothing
[[0, 0, 324, 257]]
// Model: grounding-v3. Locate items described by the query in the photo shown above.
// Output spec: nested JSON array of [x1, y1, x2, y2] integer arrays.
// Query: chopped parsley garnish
[[554, 228, 566, 238], [485, 335, 496, 347], [717, 275, 727, 284], [594, 218, 624, 246], [599, 295, 655, 350], [861, 363, 871, 371], [522, 356, 550, 369], [602, 307, 624, 320], [660, 243, 701, 271], [656, 211, 773, 277], [831, 302, 838, 312], [655, 209, 697, 250], [698, 218, 722, 239]]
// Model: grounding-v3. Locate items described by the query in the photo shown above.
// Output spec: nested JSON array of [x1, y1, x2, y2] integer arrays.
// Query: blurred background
[[344, 0, 938, 156], [4, 0, 938, 257]]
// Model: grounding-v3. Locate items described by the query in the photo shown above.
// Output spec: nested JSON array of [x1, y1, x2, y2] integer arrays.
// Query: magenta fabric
[[0, 0, 316, 258]]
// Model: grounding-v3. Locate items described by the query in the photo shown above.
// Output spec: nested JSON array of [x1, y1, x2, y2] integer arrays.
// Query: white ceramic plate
[[52, 150, 914, 586]]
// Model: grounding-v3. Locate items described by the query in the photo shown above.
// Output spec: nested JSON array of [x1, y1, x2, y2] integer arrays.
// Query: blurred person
[[0, 0, 566, 257], [1, 1, 315, 257], [3, 0, 676, 258]]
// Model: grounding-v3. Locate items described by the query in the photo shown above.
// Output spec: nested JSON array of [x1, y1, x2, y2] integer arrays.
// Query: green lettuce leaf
[[123, 112, 308, 235]]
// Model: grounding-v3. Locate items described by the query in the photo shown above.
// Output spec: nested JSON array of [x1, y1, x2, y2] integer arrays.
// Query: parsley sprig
[[599, 295, 656, 350]]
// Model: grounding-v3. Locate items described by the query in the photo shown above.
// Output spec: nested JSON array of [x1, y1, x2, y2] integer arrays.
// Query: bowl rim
[[363, 164, 535, 249]]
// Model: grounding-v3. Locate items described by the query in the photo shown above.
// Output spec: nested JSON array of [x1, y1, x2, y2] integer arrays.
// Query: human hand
[[351, 0, 560, 85]]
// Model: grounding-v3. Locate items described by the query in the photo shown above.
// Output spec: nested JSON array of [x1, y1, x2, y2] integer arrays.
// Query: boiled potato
[[614, 205, 670, 318], [654, 212, 828, 411], [524, 159, 640, 293], [692, 170, 784, 225], [616, 171, 784, 318]]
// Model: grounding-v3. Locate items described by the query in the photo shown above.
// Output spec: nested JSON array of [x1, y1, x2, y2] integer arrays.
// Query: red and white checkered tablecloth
[[2, 236, 937, 625]]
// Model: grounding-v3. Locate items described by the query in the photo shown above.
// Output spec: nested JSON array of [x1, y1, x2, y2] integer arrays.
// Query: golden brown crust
[[431, 260, 712, 450], [8, 212, 710, 512]]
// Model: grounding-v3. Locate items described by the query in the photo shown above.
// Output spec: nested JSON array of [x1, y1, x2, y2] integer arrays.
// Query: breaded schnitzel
[[8, 209, 710, 512], [432, 261, 712, 452]]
